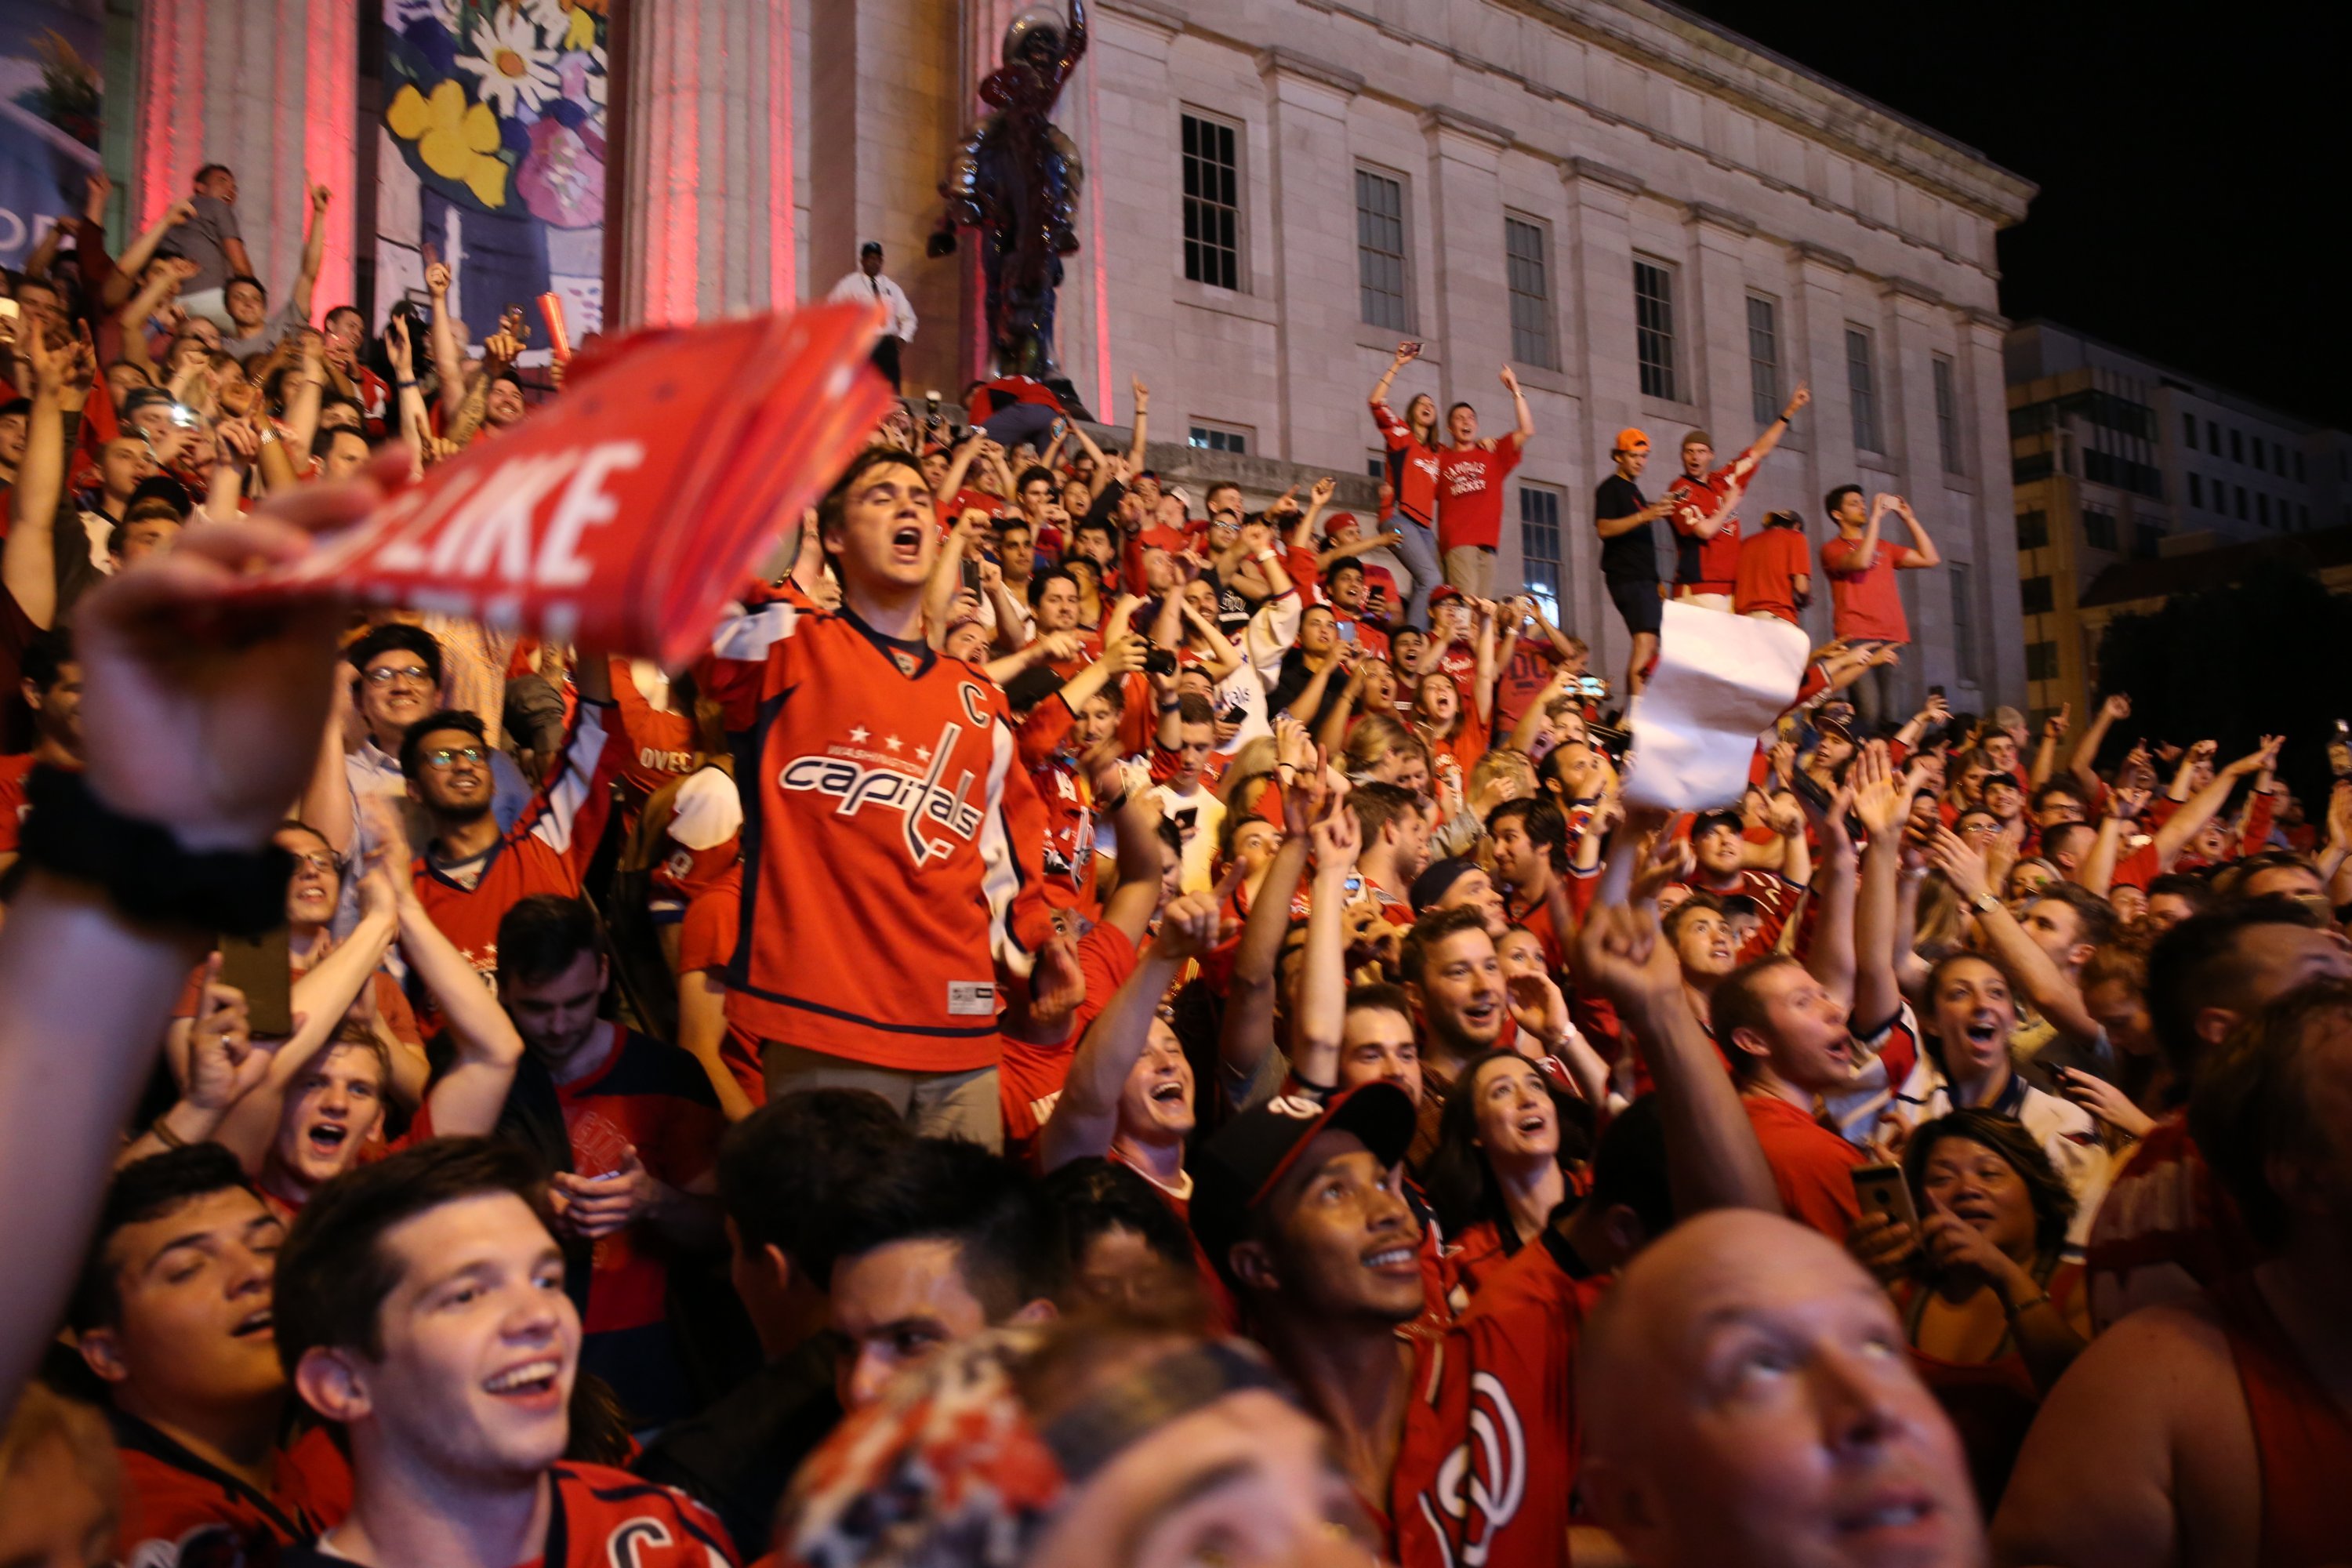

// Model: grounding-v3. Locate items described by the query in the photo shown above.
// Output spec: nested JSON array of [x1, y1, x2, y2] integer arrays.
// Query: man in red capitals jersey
[[403, 652, 619, 977], [1661, 383, 1807, 612], [1678, 808, 1807, 956], [702, 448, 1060, 1149], [1432, 365, 1532, 599], [274, 1138, 737, 1567], [492, 896, 725, 1430], [1190, 901, 1776, 1568], [70, 1146, 350, 1565]]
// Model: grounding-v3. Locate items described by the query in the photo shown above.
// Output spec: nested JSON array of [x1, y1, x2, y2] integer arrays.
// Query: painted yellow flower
[[387, 78, 507, 208]]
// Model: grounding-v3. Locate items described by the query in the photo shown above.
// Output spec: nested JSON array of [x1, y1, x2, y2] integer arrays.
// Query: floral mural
[[378, 0, 608, 343]]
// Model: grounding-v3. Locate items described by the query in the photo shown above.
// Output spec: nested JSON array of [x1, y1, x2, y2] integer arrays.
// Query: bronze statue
[[928, 1, 1088, 410]]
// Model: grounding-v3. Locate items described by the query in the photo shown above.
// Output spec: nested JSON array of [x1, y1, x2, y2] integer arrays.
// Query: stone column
[[1960, 305, 2024, 702], [1258, 47, 1362, 464], [1684, 201, 1758, 448], [613, 0, 798, 326], [1785, 242, 1857, 647], [133, 0, 358, 314], [1559, 156, 1646, 676]]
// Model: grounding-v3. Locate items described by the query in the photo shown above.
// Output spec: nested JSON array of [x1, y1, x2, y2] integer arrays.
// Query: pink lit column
[[613, 0, 798, 326], [133, 0, 358, 315]]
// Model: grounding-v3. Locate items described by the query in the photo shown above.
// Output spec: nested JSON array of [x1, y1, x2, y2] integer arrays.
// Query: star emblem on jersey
[[848, 725, 870, 743], [883, 735, 903, 752]]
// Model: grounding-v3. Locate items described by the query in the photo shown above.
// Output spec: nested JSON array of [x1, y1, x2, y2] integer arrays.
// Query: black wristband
[[18, 768, 292, 937]]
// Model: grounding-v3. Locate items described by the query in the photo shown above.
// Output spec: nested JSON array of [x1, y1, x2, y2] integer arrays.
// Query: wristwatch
[[1971, 891, 2001, 915]]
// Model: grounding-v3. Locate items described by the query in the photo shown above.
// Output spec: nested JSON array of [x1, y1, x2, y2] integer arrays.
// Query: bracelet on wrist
[[2002, 1289, 2051, 1319], [18, 768, 292, 937], [1097, 789, 1128, 815], [149, 1111, 191, 1150]]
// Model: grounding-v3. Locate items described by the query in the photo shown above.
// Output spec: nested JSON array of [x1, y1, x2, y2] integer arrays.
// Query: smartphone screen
[[216, 926, 295, 1037], [1849, 1163, 1918, 1232], [1336, 620, 1356, 643]]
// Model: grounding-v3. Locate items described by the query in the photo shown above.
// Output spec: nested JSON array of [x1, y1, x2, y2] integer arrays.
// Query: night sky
[[1677, 0, 2350, 430]]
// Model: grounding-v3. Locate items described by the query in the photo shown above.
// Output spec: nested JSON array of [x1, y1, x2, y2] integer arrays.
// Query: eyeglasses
[[421, 746, 488, 769], [288, 852, 337, 874], [364, 664, 434, 687]]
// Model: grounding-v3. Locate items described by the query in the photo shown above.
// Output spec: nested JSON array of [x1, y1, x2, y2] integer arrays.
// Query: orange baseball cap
[[1613, 427, 1650, 453]]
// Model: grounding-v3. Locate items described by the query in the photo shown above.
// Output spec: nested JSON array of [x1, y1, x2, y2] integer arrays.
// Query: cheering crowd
[[2, 161, 2350, 1568]]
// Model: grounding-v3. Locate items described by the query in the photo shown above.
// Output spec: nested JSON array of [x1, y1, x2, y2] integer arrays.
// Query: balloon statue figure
[[927, 0, 1091, 416]]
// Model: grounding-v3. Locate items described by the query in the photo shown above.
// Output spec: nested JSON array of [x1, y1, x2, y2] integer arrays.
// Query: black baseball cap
[[1691, 808, 1744, 843], [1189, 1081, 1417, 1286]]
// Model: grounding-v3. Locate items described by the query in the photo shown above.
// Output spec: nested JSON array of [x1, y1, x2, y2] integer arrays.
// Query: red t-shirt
[[1432, 644, 1479, 706], [0, 751, 34, 851], [1743, 1092, 1864, 1240], [555, 1024, 726, 1335], [1391, 1236, 1610, 1568], [999, 922, 1140, 1164], [677, 866, 764, 1107], [1821, 535, 1909, 644], [1492, 641, 1562, 739], [1734, 527, 1811, 622], [1434, 441, 1522, 552], [1372, 400, 1442, 525]]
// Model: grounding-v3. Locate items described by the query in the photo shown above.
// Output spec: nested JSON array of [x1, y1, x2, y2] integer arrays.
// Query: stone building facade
[[122, 0, 2036, 704]]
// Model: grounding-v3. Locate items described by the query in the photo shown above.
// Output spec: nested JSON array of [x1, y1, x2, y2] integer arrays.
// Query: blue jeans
[[1390, 517, 1442, 631]]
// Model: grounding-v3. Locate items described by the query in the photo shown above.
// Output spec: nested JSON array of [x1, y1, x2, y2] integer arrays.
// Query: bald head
[[1580, 1210, 1984, 1568]]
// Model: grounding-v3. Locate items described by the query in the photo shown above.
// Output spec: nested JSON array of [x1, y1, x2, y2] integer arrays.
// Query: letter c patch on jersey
[[1417, 1370, 1528, 1568], [607, 1519, 673, 1568]]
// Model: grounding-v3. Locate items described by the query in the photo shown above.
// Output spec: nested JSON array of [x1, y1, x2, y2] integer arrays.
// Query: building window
[[1746, 295, 1780, 426], [2135, 522, 2163, 559], [2208, 419, 2220, 452], [1503, 216, 1556, 370], [2027, 641, 2059, 682], [1519, 485, 1564, 622], [2296, 452, 2307, 482], [2259, 493, 2270, 527], [1949, 563, 1976, 688], [1188, 422, 1250, 456], [2300, 504, 2310, 529], [1179, 114, 1242, 291], [2020, 575, 2054, 615], [2230, 429, 2244, 463], [1932, 354, 1962, 474], [2236, 485, 2249, 520], [2016, 509, 2049, 549], [2189, 474, 2204, 507], [1846, 327, 1882, 452], [2082, 507, 2118, 551], [1633, 259, 1677, 401], [1367, 453, 1385, 481], [2254, 437, 2267, 472], [2183, 412, 2198, 448], [1355, 169, 1410, 331]]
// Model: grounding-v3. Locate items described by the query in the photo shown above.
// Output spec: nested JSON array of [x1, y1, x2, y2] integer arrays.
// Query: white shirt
[[827, 269, 917, 342]]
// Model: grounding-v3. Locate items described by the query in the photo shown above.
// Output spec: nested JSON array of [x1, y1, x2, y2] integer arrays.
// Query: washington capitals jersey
[[704, 593, 1054, 1072], [278, 1461, 737, 1567], [413, 699, 620, 977]]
